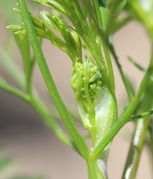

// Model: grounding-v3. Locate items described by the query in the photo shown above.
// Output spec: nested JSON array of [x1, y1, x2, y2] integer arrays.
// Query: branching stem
[[121, 45, 153, 178], [122, 117, 151, 179], [17, 0, 89, 159], [0, 80, 76, 150], [90, 49, 153, 158]]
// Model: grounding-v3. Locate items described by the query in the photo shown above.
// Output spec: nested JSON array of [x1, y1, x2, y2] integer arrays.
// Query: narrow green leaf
[[128, 56, 146, 72], [131, 109, 153, 120]]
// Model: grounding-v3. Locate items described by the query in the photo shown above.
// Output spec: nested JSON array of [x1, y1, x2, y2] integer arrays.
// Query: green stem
[[90, 51, 153, 158], [99, 30, 132, 98], [103, 43, 115, 93], [87, 158, 106, 179], [122, 117, 151, 179], [112, 51, 134, 101], [14, 33, 33, 93], [147, 132, 153, 171], [0, 79, 29, 102], [25, 58, 35, 94], [17, 0, 89, 159]]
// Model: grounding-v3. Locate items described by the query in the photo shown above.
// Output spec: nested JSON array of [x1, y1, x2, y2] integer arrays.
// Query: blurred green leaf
[[0, 48, 25, 88], [0, 155, 12, 172], [126, 0, 153, 38], [0, 151, 44, 179], [0, 0, 18, 23]]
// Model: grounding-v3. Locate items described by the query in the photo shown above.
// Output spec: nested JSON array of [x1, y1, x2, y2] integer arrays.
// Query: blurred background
[[0, 1, 152, 179]]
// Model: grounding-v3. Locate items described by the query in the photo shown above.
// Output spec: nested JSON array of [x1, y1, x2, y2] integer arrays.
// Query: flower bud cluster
[[71, 59, 117, 145], [71, 60, 103, 105]]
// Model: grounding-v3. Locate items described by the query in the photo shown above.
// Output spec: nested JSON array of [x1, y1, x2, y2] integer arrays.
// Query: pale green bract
[[71, 59, 117, 146]]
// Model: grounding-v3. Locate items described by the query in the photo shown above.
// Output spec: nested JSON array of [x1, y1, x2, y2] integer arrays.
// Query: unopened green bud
[[71, 58, 117, 145]]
